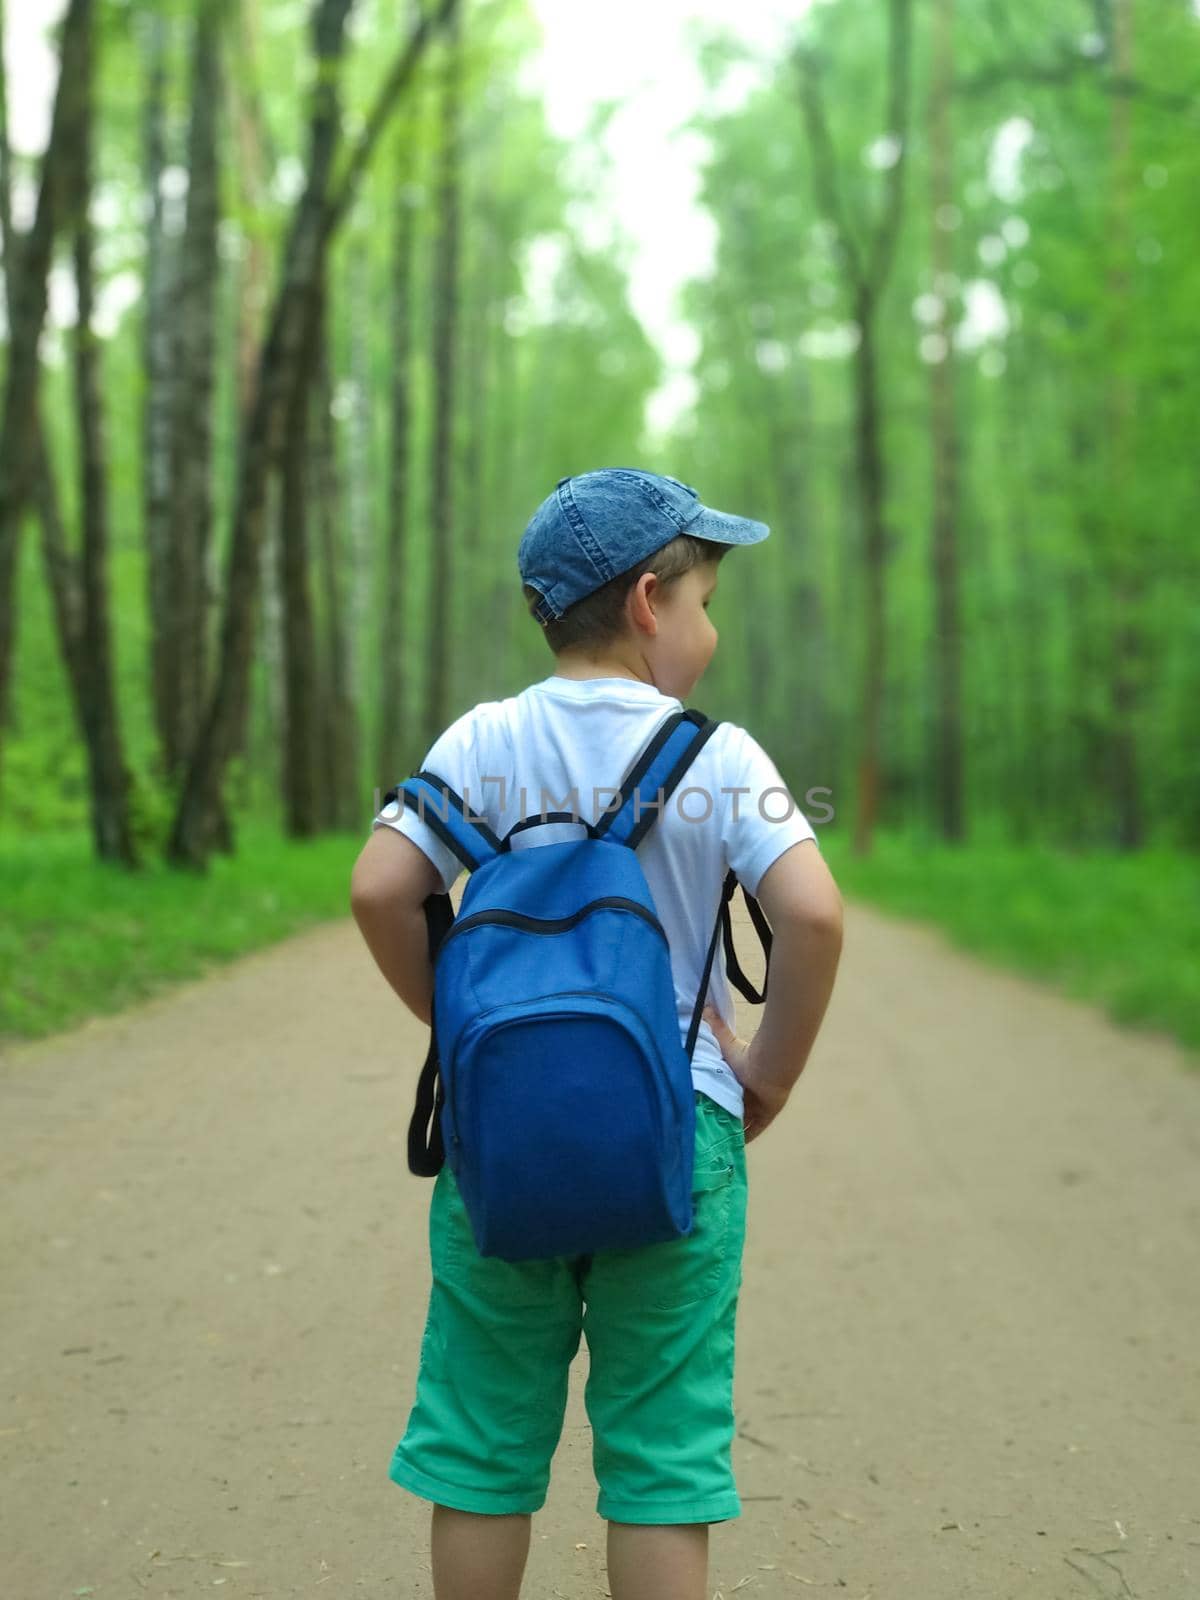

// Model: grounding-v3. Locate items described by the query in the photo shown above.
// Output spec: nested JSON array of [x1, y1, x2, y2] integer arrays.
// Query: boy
[[351, 467, 843, 1600]]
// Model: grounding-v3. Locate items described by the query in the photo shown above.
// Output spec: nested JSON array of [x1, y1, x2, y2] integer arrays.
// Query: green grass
[[820, 829, 1200, 1064], [0, 821, 363, 1046]]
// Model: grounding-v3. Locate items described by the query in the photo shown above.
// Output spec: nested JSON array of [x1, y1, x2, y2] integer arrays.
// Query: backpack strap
[[386, 767, 501, 1177], [394, 770, 504, 873], [590, 704, 774, 1052], [593, 707, 721, 850], [406, 890, 456, 1177], [684, 870, 773, 1061], [724, 882, 772, 1003]]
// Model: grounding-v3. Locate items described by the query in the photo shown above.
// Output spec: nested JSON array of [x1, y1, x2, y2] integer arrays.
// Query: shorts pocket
[[697, 1124, 742, 1171], [695, 1098, 745, 1160], [646, 1154, 738, 1311], [692, 1152, 737, 1190]]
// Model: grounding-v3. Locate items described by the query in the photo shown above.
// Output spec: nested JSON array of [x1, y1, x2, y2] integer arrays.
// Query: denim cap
[[518, 467, 770, 624]]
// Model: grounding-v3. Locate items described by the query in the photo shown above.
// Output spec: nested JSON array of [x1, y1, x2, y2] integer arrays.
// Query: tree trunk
[[345, 243, 372, 750], [425, 0, 463, 746], [456, 173, 493, 711], [72, 6, 137, 866], [1105, 0, 1144, 850], [277, 309, 321, 839], [376, 142, 418, 792], [999, 320, 1047, 846], [229, 0, 274, 423], [851, 287, 887, 857], [0, 0, 85, 740], [139, 7, 175, 782], [795, 0, 912, 856], [256, 470, 286, 814], [164, 0, 222, 781], [928, 0, 965, 843], [313, 327, 360, 831], [0, 0, 92, 767], [169, 0, 454, 868], [167, 0, 354, 868], [485, 249, 521, 668], [31, 429, 88, 720]]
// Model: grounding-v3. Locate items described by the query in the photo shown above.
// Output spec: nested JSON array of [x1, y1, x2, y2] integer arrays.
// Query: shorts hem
[[597, 1491, 741, 1525], [389, 1456, 545, 1516]]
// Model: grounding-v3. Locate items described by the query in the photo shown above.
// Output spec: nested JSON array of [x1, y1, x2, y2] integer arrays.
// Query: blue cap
[[518, 467, 770, 624]]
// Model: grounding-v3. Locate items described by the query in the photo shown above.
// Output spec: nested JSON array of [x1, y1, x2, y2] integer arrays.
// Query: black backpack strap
[[723, 882, 772, 1004], [406, 889, 456, 1177], [383, 765, 495, 1176], [685, 873, 773, 1060]]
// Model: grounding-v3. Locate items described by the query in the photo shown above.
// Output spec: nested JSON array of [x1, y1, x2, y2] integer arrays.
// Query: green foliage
[[124, 762, 177, 857]]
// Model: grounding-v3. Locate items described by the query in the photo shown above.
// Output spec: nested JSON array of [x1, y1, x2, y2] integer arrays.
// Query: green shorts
[[389, 1090, 748, 1525]]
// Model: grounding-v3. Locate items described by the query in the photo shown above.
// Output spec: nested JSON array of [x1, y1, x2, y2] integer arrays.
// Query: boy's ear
[[351, 827, 443, 909]]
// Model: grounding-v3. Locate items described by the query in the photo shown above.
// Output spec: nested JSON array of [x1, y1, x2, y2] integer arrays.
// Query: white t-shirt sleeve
[[719, 724, 818, 898], [370, 709, 482, 896]]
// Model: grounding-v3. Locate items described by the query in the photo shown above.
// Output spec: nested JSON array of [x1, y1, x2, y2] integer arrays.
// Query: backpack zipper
[[438, 896, 667, 949]]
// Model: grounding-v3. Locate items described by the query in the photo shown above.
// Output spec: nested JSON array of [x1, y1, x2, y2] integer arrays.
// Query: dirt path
[[3, 897, 1199, 1600]]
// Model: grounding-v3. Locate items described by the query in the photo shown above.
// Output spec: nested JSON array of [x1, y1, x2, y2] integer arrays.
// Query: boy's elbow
[[782, 894, 843, 947], [790, 902, 844, 947], [349, 849, 394, 921], [815, 897, 844, 947], [756, 840, 844, 937], [811, 884, 845, 938]]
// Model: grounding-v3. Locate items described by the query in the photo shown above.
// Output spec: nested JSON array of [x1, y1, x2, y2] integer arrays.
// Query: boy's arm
[[750, 838, 844, 1092], [350, 828, 445, 1027]]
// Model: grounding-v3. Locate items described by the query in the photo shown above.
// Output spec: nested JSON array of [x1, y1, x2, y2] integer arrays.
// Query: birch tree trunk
[[169, 0, 455, 868], [425, 0, 462, 746], [168, 0, 354, 867], [313, 328, 360, 830], [1105, 0, 1144, 849], [456, 167, 492, 711], [850, 287, 887, 854], [345, 241, 372, 751], [230, 0, 274, 422], [277, 307, 321, 839], [0, 0, 92, 772], [928, 0, 965, 842], [0, 0, 84, 732], [795, 0, 912, 856], [164, 0, 222, 780], [140, 8, 175, 778], [71, 2, 137, 865], [376, 136, 418, 790]]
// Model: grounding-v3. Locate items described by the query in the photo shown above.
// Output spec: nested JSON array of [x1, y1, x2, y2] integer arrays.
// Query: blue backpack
[[388, 707, 773, 1263]]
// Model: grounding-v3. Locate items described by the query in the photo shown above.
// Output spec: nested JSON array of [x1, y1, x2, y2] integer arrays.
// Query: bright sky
[[521, 1, 806, 441], [4, 0, 65, 154]]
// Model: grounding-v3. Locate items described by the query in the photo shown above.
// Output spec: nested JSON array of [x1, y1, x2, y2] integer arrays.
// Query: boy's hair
[[523, 533, 728, 655]]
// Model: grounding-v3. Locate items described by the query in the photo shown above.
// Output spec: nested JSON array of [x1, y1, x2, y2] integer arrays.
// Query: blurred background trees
[[0, 0, 1197, 874], [674, 0, 1200, 856]]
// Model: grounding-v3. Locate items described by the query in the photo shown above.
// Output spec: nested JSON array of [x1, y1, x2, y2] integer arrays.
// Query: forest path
[[2, 897, 1199, 1600]]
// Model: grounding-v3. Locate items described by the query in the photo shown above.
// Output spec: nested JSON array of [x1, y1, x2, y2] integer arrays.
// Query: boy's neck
[[550, 653, 650, 686]]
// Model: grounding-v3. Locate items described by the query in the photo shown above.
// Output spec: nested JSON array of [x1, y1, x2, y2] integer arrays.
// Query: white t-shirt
[[371, 673, 819, 1118]]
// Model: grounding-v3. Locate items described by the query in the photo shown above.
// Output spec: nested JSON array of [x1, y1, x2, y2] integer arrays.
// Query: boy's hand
[[702, 1006, 790, 1144]]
